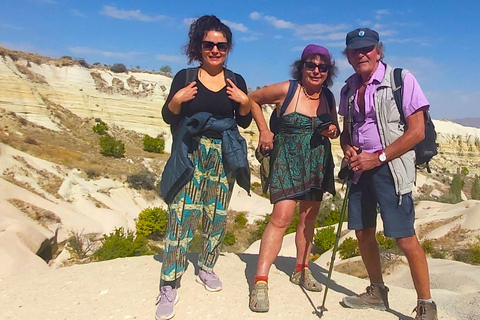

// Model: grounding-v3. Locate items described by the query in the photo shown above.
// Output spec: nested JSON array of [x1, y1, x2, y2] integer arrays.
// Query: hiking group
[[156, 14, 438, 320]]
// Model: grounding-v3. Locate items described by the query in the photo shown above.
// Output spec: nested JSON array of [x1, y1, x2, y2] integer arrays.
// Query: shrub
[[376, 231, 396, 251], [338, 237, 360, 259], [66, 230, 95, 260], [472, 175, 480, 200], [99, 135, 125, 158], [136, 207, 168, 240], [93, 121, 108, 135], [318, 209, 341, 227], [127, 171, 157, 190], [449, 171, 464, 203], [313, 226, 335, 254], [222, 231, 236, 246], [421, 239, 435, 255], [189, 232, 203, 253], [111, 63, 127, 73], [143, 135, 165, 153], [234, 213, 248, 228], [93, 227, 151, 261]]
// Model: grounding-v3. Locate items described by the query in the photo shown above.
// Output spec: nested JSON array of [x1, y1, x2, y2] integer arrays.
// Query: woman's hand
[[321, 124, 338, 139], [257, 129, 274, 155], [226, 79, 249, 105], [171, 81, 198, 105]]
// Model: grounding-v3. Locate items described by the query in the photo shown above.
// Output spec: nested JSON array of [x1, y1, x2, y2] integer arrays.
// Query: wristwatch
[[377, 150, 387, 163]]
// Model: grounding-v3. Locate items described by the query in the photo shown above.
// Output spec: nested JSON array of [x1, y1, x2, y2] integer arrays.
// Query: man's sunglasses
[[304, 62, 329, 72], [202, 41, 229, 52], [349, 45, 376, 55]]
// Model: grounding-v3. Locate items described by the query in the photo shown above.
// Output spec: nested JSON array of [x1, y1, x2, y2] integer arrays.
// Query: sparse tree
[[159, 65, 172, 76], [449, 169, 465, 202]]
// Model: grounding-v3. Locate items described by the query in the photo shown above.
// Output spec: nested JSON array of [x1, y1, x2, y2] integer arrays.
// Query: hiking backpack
[[269, 80, 334, 135], [391, 68, 438, 172]]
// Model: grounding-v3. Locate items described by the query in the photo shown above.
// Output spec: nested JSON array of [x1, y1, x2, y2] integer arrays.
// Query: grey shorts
[[347, 163, 415, 238]]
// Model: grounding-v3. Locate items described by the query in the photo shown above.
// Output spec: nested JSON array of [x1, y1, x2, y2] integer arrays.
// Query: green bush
[[99, 135, 125, 158], [338, 237, 360, 259], [421, 239, 435, 255], [188, 232, 203, 253], [93, 121, 108, 135], [234, 213, 248, 228], [318, 209, 341, 227], [127, 171, 157, 190], [143, 135, 165, 153], [222, 231, 236, 246], [376, 231, 396, 251], [313, 226, 335, 254], [93, 227, 151, 261], [136, 207, 168, 240], [111, 63, 127, 73]]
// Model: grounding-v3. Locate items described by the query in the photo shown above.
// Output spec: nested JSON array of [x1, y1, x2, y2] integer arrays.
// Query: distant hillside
[[451, 118, 480, 129]]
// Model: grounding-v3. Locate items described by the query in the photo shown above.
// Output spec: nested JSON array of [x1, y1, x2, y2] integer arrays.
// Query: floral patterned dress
[[269, 112, 335, 203]]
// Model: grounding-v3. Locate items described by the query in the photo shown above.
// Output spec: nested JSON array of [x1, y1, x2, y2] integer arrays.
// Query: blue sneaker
[[196, 269, 223, 292], [155, 285, 179, 320]]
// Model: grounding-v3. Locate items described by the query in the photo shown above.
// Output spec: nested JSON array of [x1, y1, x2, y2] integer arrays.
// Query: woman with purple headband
[[248, 44, 339, 312]]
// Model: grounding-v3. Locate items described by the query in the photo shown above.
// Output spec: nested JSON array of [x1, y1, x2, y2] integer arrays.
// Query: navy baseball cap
[[345, 28, 379, 50]]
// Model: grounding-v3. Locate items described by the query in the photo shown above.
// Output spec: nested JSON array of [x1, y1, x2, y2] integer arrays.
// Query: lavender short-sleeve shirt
[[338, 62, 429, 153]]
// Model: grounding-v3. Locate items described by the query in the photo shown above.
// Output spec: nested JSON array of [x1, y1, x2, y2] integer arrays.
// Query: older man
[[338, 28, 438, 320]]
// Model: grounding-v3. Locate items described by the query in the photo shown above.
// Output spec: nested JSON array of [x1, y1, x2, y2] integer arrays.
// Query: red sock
[[295, 264, 309, 272], [254, 276, 268, 284]]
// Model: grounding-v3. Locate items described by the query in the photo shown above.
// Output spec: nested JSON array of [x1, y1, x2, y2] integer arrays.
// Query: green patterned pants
[[161, 136, 235, 282]]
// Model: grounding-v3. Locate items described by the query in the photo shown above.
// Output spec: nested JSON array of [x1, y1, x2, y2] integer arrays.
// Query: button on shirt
[[338, 62, 430, 153]]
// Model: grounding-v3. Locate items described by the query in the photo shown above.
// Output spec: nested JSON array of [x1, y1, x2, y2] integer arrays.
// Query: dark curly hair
[[184, 15, 233, 64], [290, 53, 337, 88]]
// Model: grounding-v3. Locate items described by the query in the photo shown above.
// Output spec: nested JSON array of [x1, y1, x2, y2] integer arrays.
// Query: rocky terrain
[[0, 46, 479, 319]]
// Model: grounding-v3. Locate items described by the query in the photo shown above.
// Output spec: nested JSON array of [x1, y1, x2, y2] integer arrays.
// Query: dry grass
[[334, 253, 406, 278], [416, 216, 462, 239], [8, 198, 61, 228]]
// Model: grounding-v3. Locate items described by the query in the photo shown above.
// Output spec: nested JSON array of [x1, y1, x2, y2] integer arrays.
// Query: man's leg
[[356, 227, 383, 284], [396, 235, 431, 299]]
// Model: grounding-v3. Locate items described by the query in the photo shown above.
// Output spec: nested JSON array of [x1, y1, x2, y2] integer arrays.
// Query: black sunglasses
[[349, 45, 376, 55], [202, 41, 229, 52], [304, 61, 329, 72]]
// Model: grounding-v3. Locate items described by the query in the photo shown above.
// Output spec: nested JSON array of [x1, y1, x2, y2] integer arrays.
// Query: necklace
[[302, 86, 320, 100]]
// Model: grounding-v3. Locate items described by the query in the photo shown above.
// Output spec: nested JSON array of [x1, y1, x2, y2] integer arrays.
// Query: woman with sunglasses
[[156, 15, 251, 320], [248, 44, 339, 312]]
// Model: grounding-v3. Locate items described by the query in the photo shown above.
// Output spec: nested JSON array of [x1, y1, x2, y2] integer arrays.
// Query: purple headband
[[301, 44, 330, 60]]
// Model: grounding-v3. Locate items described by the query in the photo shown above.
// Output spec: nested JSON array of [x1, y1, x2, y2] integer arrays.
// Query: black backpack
[[269, 80, 334, 135], [392, 68, 438, 173], [185, 67, 237, 86]]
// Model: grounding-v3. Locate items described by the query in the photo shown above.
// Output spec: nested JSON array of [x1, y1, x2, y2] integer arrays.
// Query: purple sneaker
[[155, 285, 179, 320], [196, 269, 223, 292]]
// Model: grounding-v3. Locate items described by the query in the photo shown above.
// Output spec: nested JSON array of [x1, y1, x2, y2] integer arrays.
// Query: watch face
[[379, 152, 387, 162]]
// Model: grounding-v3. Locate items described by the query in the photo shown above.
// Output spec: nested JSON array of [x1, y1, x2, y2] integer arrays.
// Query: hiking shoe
[[249, 281, 269, 312], [289, 267, 323, 292], [155, 285, 179, 320], [413, 301, 438, 320], [342, 284, 389, 310], [196, 269, 223, 292]]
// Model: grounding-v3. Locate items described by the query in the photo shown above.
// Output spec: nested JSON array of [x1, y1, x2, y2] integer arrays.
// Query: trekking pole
[[318, 148, 361, 314]]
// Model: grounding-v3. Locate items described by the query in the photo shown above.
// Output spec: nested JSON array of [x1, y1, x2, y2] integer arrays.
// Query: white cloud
[[100, 6, 166, 22], [240, 36, 259, 42], [155, 54, 183, 63], [1, 23, 23, 30], [249, 12, 262, 20], [223, 20, 248, 32], [375, 9, 390, 20], [263, 15, 295, 29], [183, 18, 195, 26], [69, 46, 141, 59], [71, 9, 86, 17]]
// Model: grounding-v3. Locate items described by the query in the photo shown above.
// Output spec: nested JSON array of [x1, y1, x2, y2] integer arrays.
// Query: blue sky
[[1, 0, 479, 120]]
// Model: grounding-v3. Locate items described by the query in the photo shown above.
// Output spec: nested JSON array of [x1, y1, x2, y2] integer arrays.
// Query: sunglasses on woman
[[202, 41, 229, 52], [304, 62, 329, 72]]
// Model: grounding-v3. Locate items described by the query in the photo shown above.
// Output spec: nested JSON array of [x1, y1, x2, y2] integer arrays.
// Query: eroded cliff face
[[1, 48, 480, 181]]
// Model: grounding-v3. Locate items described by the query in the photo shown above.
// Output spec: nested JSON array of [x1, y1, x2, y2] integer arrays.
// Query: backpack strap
[[278, 80, 298, 117], [323, 87, 334, 112], [391, 68, 409, 124], [185, 67, 198, 85], [185, 67, 237, 86]]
